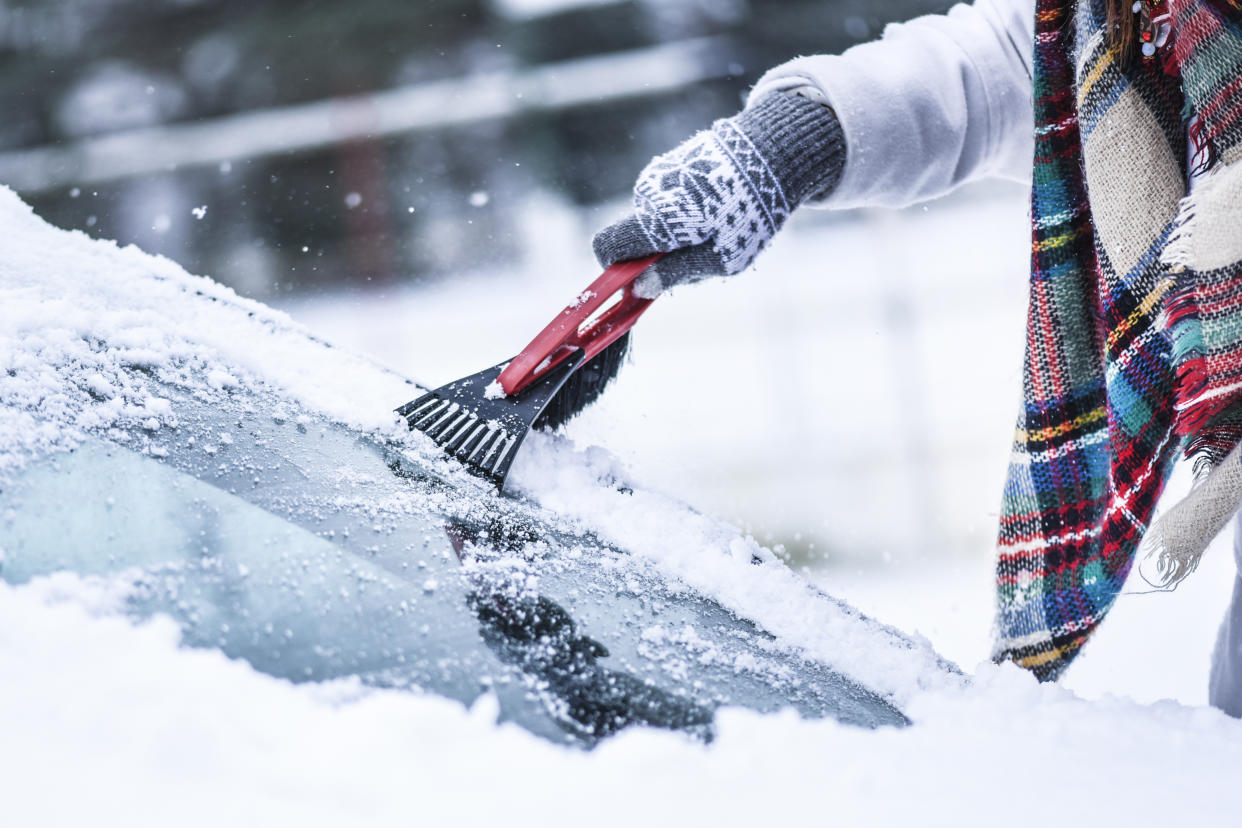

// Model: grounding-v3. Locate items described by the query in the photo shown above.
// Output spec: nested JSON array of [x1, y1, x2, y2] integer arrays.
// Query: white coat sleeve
[[749, 0, 1035, 210]]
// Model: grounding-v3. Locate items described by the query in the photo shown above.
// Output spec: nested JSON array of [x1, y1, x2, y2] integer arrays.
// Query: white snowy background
[[3, 0, 1242, 821], [3, 153, 1241, 828]]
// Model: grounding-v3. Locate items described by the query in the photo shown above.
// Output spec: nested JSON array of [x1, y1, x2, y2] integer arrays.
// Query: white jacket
[[750, 0, 1036, 209]]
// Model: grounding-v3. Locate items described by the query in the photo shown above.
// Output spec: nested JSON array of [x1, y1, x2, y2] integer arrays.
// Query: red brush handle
[[497, 253, 662, 396]]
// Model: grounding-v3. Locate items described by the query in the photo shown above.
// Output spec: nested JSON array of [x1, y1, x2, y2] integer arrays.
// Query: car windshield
[[0, 381, 909, 745]]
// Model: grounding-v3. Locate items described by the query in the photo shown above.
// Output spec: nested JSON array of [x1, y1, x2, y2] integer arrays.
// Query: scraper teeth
[[440, 413, 480, 451], [463, 425, 499, 462], [408, 398, 450, 429], [396, 392, 437, 420], [455, 423, 490, 460], [475, 429, 509, 470], [429, 407, 466, 439], [488, 436, 518, 474], [399, 397, 434, 424], [479, 433, 516, 475], [424, 404, 464, 439]]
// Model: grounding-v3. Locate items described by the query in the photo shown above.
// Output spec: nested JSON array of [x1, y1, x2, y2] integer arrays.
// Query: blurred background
[[0, 0, 1028, 655], [1, 0, 959, 292], [11, 0, 1229, 697]]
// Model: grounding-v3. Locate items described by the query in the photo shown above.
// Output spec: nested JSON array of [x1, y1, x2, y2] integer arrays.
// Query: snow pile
[[509, 433, 960, 703], [0, 185, 413, 480], [4, 573, 1242, 827]]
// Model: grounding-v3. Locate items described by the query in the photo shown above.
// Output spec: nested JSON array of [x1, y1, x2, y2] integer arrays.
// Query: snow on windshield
[[3, 185, 1242, 824], [0, 186, 427, 480], [0, 182, 953, 705]]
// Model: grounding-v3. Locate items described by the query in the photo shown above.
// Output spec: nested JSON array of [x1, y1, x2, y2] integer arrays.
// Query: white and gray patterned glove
[[593, 91, 846, 297]]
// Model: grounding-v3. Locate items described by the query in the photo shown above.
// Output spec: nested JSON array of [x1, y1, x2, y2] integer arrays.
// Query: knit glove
[[593, 91, 846, 297]]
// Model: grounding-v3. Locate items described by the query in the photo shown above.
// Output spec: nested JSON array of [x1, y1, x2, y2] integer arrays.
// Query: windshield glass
[[0, 384, 907, 744]]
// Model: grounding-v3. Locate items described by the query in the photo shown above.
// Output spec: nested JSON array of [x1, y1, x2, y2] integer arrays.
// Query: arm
[[752, 0, 1035, 209], [594, 0, 1037, 291]]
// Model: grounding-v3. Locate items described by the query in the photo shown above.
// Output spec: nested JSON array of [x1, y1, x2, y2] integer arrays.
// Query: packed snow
[[0, 185, 411, 482], [4, 574, 1242, 826], [4, 183, 1242, 824]]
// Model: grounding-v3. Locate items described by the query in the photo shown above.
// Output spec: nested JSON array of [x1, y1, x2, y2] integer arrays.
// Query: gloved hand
[[593, 90, 846, 297]]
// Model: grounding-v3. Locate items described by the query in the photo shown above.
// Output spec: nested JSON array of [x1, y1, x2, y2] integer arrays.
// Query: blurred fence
[[0, 0, 951, 296]]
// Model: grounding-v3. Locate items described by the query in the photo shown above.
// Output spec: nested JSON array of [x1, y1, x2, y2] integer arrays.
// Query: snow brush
[[396, 253, 661, 489]]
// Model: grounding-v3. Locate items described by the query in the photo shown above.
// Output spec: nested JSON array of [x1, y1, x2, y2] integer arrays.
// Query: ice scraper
[[396, 253, 661, 489]]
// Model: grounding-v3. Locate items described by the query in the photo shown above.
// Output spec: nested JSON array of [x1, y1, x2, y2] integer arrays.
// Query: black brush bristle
[[396, 335, 629, 488], [533, 332, 630, 432]]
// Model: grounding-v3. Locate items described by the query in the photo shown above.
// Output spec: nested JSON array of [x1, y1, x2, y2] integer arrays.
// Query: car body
[[0, 186, 955, 746]]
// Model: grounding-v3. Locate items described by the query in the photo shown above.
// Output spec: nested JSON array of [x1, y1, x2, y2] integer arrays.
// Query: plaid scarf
[[993, 0, 1242, 680]]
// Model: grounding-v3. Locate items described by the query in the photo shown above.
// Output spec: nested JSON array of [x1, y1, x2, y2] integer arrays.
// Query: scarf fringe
[[1145, 159, 1242, 588], [1158, 163, 1242, 438], [1160, 189, 1199, 274], [1141, 439, 1242, 588]]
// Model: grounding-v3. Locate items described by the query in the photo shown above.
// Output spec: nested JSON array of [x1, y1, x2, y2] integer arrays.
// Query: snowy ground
[[5, 181, 1242, 826], [6, 573, 1242, 827]]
